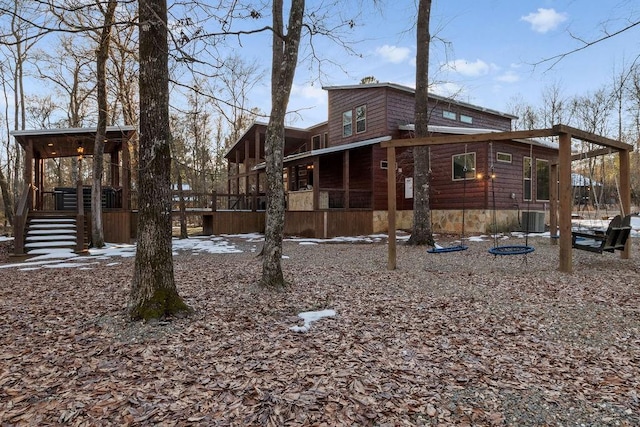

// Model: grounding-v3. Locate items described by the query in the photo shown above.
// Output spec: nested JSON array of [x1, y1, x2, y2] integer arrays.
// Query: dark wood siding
[[371, 141, 557, 212], [285, 211, 373, 237], [327, 87, 389, 147]]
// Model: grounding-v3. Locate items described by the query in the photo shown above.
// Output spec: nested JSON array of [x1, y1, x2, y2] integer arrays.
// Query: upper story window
[[342, 110, 352, 137], [355, 105, 366, 133], [312, 134, 322, 150], [443, 110, 457, 120], [460, 114, 473, 124], [452, 152, 476, 180]]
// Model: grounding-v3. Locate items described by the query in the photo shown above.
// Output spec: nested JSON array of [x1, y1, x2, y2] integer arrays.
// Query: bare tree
[[260, 0, 304, 288], [128, 0, 191, 320], [91, 0, 117, 249], [407, 0, 434, 246]]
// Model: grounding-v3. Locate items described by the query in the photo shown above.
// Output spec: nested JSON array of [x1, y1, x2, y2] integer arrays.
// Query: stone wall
[[373, 209, 549, 234]]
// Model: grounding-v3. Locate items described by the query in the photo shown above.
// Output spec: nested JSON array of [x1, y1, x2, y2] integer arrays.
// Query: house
[[225, 82, 559, 236]]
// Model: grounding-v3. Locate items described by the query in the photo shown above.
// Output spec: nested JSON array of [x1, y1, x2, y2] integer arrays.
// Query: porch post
[[343, 151, 350, 209], [619, 148, 632, 259], [549, 163, 558, 245], [558, 132, 572, 273], [76, 155, 85, 253], [313, 157, 320, 210], [121, 139, 131, 210], [387, 146, 396, 270], [111, 151, 120, 187], [24, 140, 34, 209]]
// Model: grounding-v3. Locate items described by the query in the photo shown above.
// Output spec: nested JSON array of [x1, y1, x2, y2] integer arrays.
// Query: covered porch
[[11, 126, 136, 255]]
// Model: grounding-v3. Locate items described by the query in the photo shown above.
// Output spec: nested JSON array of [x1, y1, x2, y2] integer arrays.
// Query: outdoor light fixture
[[77, 144, 84, 160]]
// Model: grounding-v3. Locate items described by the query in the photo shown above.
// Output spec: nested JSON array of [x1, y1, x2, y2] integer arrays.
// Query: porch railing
[[319, 189, 372, 209], [13, 184, 33, 255]]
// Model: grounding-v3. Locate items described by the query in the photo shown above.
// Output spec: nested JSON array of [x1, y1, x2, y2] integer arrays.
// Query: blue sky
[[263, 0, 640, 127]]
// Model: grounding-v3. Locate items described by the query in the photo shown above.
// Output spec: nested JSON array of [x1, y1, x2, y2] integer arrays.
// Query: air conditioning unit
[[522, 211, 546, 233]]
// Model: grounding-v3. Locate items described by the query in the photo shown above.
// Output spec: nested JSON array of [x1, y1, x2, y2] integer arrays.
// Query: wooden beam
[[549, 163, 558, 245], [381, 128, 558, 148], [343, 151, 350, 209], [558, 132, 573, 273], [553, 124, 633, 152], [571, 147, 620, 161], [619, 148, 632, 259], [387, 146, 396, 270]]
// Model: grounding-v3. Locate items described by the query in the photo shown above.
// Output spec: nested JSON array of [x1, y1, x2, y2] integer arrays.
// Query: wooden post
[[313, 157, 320, 210], [549, 163, 558, 245], [76, 174, 85, 253], [121, 139, 131, 210], [387, 146, 396, 270], [619, 148, 632, 259], [343, 151, 350, 209], [558, 132, 572, 272]]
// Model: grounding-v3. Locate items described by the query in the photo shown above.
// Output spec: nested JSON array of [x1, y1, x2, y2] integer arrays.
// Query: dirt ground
[[1, 236, 639, 426]]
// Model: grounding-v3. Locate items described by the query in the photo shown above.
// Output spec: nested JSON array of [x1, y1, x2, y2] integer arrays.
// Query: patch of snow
[[290, 309, 336, 333], [0, 236, 14, 242]]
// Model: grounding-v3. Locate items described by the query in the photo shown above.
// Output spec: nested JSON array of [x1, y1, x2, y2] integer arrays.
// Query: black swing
[[428, 147, 468, 254], [488, 143, 535, 256], [572, 214, 632, 254]]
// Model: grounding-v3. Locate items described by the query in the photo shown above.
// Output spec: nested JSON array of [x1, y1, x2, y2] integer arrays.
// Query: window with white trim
[[356, 105, 366, 133], [523, 156, 532, 200], [452, 152, 476, 180], [342, 110, 352, 137], [496, 152, 512, 163], [536, 159, 550, 201]]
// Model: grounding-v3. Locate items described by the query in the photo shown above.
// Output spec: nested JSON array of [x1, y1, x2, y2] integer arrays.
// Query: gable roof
[[323, 82, 518, 120]]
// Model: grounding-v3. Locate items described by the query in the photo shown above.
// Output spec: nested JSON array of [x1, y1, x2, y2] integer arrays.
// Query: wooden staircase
[[23, 213, 89, 255]]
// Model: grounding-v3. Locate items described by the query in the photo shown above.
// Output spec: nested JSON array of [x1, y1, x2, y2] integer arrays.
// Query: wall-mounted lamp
[[476, 172, 496, 180], [77, 144, 84, 160]]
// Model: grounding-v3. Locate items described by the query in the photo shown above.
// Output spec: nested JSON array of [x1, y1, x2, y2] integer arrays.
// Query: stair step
[[26, 234, 77, 242], [25, 241, 76, 249], [27, 228, 76, 235]]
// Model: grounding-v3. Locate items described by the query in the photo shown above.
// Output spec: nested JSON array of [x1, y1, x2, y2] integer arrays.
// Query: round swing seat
[[488, 245, 535, 256], [427, 245, 468, 254]]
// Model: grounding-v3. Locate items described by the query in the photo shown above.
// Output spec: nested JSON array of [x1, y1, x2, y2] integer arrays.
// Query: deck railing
[[13, 184, 32, 255]]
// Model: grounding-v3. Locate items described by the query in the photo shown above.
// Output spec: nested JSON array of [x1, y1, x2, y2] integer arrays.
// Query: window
[[523, 156, 532, 200], [355, 105, 366, 133], [460, 114, 473, 124], [380, 160, 388, 169], [536, 159, 550, 201], [323, 132, 328, 148], [443, 110, 457, 120], [497, 152, 512, 163], [342, 110, 352, 137], [452, 152, 476, 180], [312, 134, 321, 150]]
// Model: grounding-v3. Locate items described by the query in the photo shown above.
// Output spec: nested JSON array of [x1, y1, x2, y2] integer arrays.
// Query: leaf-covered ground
[[1, 237, 639, 426]]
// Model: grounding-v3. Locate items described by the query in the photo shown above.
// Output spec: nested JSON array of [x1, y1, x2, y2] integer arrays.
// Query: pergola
[[381, 124, 633, 273]]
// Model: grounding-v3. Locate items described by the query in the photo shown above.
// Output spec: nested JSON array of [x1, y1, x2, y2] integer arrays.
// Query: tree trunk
[[129, 0, 191, 320], [0, 166, 13, 226], [92, 0, 117, 249], [407, 0, 435, 246], [261, 0, 305, 288], [177, 167, 188, 239]]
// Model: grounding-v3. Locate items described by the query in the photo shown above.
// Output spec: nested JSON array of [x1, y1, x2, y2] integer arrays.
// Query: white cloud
[[496, 70, 520, 83], [291, 83, 326, 103], [521, 8, 567, 33], [445, 59, 496, 77], [375, 44, 412, 64], [431, 82, 465, 98]]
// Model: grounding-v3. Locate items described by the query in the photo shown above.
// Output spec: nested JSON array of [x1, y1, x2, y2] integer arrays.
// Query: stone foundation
[[373, 209, 548, 234]]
